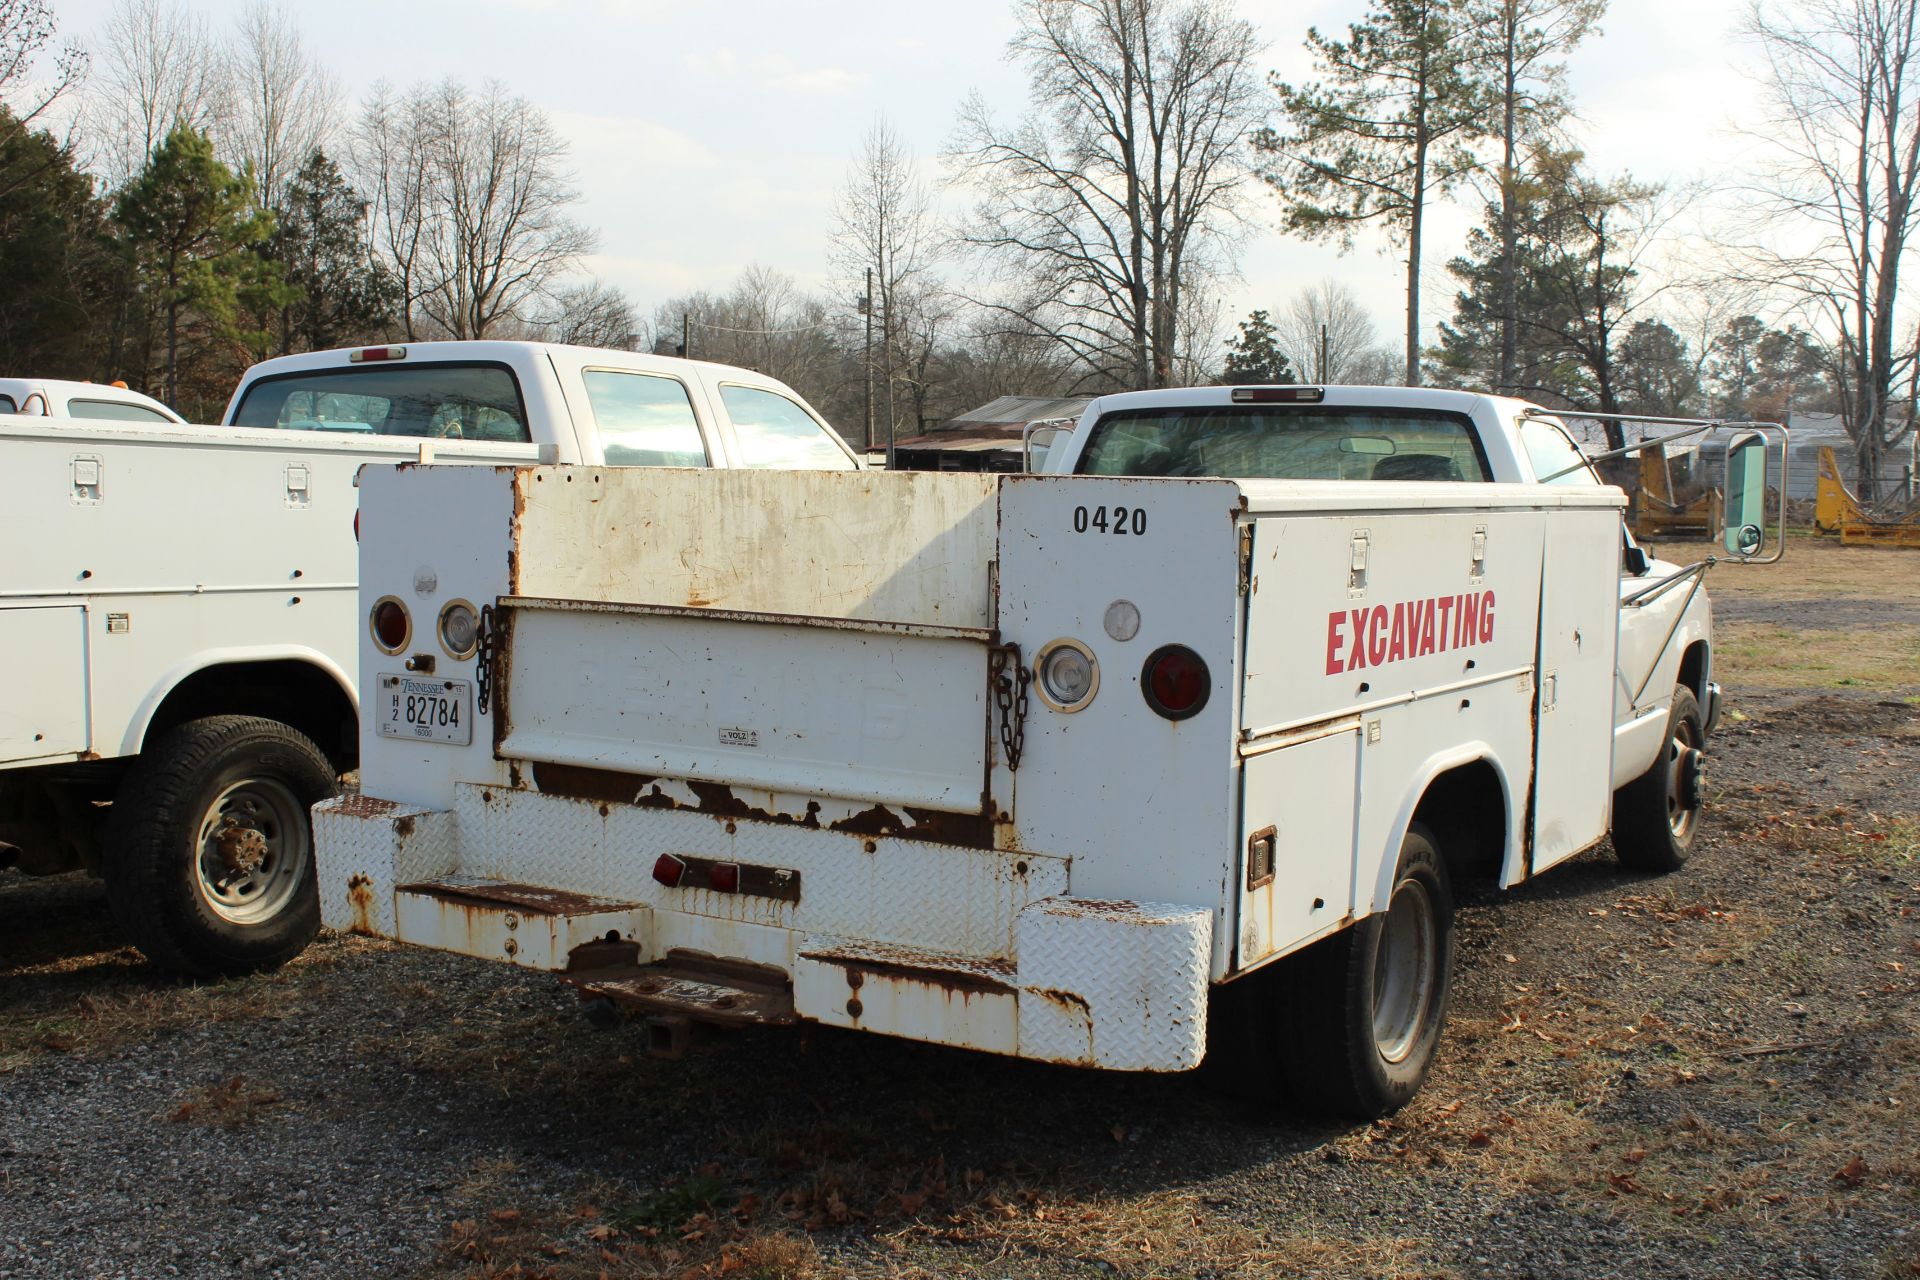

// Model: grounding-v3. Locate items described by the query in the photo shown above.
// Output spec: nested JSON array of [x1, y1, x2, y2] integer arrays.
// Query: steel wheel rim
[[1372, 876, 1437, 1064], [1666, 717, 1702, 841], [194, 778, 308, 926]]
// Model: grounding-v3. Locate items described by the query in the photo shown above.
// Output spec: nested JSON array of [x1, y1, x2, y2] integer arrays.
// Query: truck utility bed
[[319, 464, 1625, 1072]]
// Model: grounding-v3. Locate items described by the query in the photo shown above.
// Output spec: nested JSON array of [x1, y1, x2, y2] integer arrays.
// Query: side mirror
[[1723, 431, 1768, 557], [1623, 543, 1650, 577]]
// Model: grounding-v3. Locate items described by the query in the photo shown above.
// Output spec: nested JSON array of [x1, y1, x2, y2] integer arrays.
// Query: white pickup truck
[[0, 342, 860, 977], [315, 385, 1776, 1117]]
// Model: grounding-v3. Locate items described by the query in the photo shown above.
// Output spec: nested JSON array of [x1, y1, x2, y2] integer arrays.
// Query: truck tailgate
[[497, 599, 992, 811]]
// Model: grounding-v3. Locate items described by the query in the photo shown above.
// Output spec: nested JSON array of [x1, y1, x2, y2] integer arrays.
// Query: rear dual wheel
[[105, 716, 333, 977], [1213, 824, 1455, 1120]]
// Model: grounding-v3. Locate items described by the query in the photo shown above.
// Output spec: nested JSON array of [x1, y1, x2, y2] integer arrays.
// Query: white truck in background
[[315, 385, 1779, 1117], [0, 378, 187, 424], [0, 342, 860, 977]]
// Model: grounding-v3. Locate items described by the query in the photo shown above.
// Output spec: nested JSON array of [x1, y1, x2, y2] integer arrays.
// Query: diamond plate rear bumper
[[312, 791, 1212, 1072]]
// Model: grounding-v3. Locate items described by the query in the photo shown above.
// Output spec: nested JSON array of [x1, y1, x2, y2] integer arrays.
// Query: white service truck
[[314, 385, 1777, 1116], [0, 342, 860, 976]]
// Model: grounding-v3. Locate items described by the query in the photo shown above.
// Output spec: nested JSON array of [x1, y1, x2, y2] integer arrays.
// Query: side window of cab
[[717, 385, 856, 470], [1518, 417, 1601, 486], [582, 370, 709, 466]]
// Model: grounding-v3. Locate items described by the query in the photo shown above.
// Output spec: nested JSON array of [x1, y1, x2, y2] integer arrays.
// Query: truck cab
[[223, 342, 860, 471], [0, 378, 186, 424]]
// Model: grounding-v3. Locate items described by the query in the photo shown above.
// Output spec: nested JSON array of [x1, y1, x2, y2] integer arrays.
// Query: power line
[[684, 316, 834, 337]]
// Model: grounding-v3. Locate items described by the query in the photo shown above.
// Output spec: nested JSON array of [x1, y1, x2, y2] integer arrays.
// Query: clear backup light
[[438, 600, 479, 659], [1034, 639, 1099, 712]]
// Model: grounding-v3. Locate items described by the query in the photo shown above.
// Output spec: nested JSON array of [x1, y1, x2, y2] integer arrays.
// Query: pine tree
[[261, 149, 393, 355], [1263, 0, 1486, 385], [114, 126, 282, 413], [1220, 310, 1296, 384]]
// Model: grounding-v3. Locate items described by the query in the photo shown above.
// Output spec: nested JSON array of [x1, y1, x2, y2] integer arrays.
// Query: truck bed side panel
[[0, 606, 89, 764], [1529, 507, 1625, 873], [1239, 503, 1547, 958]]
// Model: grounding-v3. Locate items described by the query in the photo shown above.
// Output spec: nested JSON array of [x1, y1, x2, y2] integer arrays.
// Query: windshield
[[230, 362, 531, 441], [1074, 406, 1491, 481]]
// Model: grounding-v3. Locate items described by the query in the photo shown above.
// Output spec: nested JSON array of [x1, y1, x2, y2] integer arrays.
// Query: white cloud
[[682, 47, 866, 95]]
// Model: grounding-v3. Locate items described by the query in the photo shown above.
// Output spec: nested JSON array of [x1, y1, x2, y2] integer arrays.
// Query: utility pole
[[861, 267, 874, 453], [679, 312, 690, 359], [883, 285, 897, 471], [1319, 324, 1329, 385]]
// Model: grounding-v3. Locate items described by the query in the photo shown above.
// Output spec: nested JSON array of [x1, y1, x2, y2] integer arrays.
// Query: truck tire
[[1281, 824, 1455, 1119], [104, 715, 334, 977], [1610, 687, 1704, 874]]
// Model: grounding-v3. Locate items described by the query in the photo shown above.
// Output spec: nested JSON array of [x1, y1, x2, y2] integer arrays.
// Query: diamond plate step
[[561, 941, 797, 1027], [391, 878, 648, 970]]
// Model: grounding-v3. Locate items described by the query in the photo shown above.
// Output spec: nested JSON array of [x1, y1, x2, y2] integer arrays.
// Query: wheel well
[[1678, 642, 1708, 703], [1412, 760, 1506, 888], [144, 661, 357, 770]]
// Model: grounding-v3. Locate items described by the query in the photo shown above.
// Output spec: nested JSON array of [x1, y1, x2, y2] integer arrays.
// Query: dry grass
[[1690, 534, 1920, 604], [163, 1073, 287, 1128], [1715, 620, 1920, 689], [0, 929, 359, 1074]]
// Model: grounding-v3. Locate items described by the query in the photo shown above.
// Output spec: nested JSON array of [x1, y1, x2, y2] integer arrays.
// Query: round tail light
[[438, 600, 479, 659], [369, 596, 410, 653], [1034, 638, 1099, 712], [1141, 644, 1210, 720]]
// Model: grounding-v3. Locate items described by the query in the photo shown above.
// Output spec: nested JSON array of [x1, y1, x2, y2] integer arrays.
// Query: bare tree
[[352, 81, 435, 340], [1274, 278, 1392, 383], [1737, 0, 1920, 498], [88, 0, 224, 185], [951, 0, 1264, 390], [223, 2, 337, 207], [354, 80, 595, 341], [0, 0, 87, 154], [529, 281, 637, 349], [831, 117, 937, 449]]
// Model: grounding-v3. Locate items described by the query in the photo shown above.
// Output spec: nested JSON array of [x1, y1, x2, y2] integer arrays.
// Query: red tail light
[[1141, 645, 1210, 720], [369, 597, 409, 652], [652, 854, 685, 887], [707, 862, 740, 893], [349, 345, 408, 362]]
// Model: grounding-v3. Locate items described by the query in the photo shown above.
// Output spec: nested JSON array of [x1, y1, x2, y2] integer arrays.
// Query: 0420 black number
[[1072, 504, 1147, 536]]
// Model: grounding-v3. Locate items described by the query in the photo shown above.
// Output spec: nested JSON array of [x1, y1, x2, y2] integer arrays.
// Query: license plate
[[377, 674, 473, 745]]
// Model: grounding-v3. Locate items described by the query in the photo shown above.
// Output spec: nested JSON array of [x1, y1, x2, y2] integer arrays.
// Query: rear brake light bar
[[350, 346, 408, 362], [1232, 386, 1323, 403]]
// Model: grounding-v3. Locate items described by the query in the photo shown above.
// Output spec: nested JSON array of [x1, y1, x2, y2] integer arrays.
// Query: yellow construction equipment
[[1633, 442, 1722, 540], [1816, 445, 1920, 546]]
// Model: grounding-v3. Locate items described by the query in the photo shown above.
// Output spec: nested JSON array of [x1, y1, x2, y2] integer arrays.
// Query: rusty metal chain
[[992, 646, 1030, 772], [475, 604, 496, 715]]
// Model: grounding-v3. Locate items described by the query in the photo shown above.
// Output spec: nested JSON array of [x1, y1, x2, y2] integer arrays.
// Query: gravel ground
[[2, 643, 1915, 1276]]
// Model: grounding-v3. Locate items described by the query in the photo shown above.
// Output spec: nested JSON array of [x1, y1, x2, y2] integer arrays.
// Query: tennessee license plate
[[377, 674, 473, 745]]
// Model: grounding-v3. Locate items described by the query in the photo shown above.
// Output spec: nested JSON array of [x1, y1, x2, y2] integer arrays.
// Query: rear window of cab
[[1076, 406, 1492, 482], [230, 362, 531, 442]]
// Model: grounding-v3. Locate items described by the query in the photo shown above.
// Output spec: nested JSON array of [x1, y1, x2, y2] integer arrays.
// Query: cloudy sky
[[49, 0, 1766, 348]]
